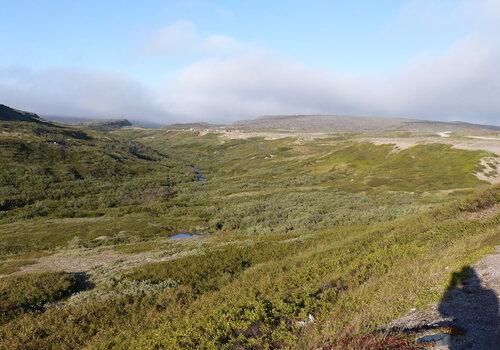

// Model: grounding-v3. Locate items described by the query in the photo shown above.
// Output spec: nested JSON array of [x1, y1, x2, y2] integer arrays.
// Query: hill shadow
[[436, 266, 498, 349]]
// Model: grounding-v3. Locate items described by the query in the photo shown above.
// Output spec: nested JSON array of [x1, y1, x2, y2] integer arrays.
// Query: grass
[[0, 121, 498, 349]]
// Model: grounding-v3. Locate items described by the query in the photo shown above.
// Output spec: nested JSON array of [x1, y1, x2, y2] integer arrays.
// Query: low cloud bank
[[1, 1, 499, 125]]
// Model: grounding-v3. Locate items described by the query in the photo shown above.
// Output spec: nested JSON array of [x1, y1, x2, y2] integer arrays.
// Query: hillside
[[0, 104, 44, 123], [46, 115, 163, 128], [233, 114, 500, 133], [0, 115, 187, 222], [0, 107, 498, 349]]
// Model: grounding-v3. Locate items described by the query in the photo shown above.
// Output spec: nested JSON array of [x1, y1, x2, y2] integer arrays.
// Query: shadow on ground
[[320, 264, 499, 349], [393, 266, 499, 349], [74, 271, 94, 292], [435, 266, 499, 349]]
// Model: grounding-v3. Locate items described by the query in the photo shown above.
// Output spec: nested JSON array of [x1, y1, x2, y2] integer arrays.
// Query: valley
[[0, 107, 499, 349]]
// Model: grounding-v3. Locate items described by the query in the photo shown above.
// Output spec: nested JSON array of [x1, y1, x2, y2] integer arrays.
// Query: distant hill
[[0, 104, 44, 123], [0, 110, 173, 214], [163, 122, 224, 130], [233, 115, 500, 133], [87, 119, 132, 132], [4, 103, 498, 134], [45, 115, 162, 129]]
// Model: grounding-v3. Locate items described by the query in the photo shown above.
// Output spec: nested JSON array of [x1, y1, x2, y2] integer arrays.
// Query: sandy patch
[[364, 137, 500, 155], [12, 242, 201, 278], [462, 203, 500, 221], [476, 157, 500, 184], [220, 131, 331, 140], [466, 135, 500, 141]]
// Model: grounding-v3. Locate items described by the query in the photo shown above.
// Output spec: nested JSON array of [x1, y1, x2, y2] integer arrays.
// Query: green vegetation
[[0, 121, 184, 221], [0, 272, 81, 323], [0, 119, 498, 349]]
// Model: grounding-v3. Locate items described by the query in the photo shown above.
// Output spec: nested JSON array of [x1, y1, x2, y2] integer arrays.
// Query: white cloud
[[0, 67, 165, 120], [157, 32, 500, 124], [144, 20, 198, 55], [144, 21, 255, 59], [1, 2, 500, 125], [161, 54, 373, 122], [155, 1, 500, 125], [383, 36, 500, 122]]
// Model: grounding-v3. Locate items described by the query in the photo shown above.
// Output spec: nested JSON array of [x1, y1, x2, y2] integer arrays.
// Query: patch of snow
[[437, 131, 452, 138]]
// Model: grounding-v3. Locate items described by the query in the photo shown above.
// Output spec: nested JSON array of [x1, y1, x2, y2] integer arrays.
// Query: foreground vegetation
[[0, 119, 498, 349]]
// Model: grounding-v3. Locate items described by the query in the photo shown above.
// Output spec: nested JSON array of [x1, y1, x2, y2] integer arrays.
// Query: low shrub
[[0, 272, 82, 322]]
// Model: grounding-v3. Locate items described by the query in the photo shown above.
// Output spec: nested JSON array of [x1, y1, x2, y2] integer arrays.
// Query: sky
[[0, 0, 499, 125]]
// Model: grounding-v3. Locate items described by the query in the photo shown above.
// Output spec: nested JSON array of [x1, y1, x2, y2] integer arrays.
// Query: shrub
[[0, 272, 82, 322]]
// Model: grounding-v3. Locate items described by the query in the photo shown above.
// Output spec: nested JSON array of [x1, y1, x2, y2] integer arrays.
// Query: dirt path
[[389, 247, 500, 349], [466, 136, 500, 141]]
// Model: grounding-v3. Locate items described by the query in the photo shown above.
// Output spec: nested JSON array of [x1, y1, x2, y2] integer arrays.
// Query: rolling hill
[[232, 114, 500, 133]]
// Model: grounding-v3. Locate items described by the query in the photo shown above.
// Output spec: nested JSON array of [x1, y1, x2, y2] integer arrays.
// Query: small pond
[[169, 232, 200, 240]]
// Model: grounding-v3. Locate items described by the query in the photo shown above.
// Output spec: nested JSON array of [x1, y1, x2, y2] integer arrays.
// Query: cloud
[[202, 35, 250, 55], [1, 2, 500, 125], [461, 0, 500, 25], [155, 1, 500, 125], [0, 67, 165, 120], [161, 54, 373, 122], [4, 33, 499, 125], [144, 21, 255, 59], [159, 33, 500, 125], [144, 20, 198, 56], [384, 36, 500, 122]]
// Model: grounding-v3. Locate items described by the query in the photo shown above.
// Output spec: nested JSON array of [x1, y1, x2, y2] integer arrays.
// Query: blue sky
[[1, 0, 499, 124], [0, 1, 460, 78]]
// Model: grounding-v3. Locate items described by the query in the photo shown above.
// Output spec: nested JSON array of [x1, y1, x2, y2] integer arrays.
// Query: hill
[[0, 115, 185, 220], [233, 114, 500, 133], [0, 104, 44, 123], [163, 121, 223, 130], [87, 119, 132, 132], [45, 115, 162, 128]]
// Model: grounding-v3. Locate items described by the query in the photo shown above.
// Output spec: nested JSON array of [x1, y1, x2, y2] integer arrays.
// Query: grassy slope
[[0, 187, 497, 349], [0, 125, 498, 349], [0, 121, 190, 257], [0, 121, 185, 218]]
